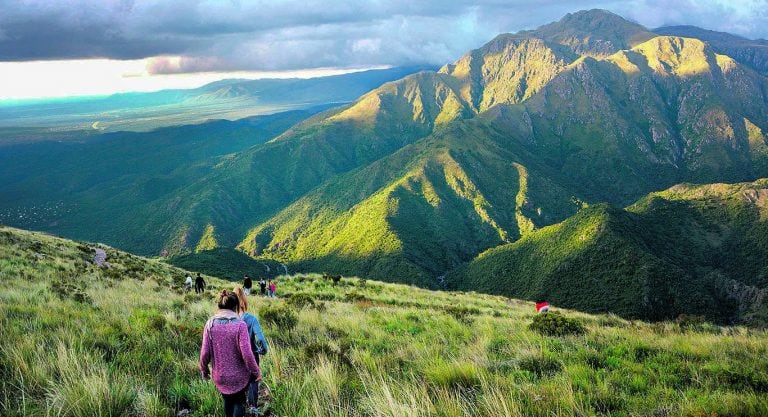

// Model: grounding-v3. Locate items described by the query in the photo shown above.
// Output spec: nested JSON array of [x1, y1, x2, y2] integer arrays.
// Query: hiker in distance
[[243, 274, 253, 295], [184, 274, 193, 292], [234, 287, 269, 415], [200, 290, 261, 417], [195, 273, 206, 294], [259, 278, 267, 297], [268, 280, 276, 298]]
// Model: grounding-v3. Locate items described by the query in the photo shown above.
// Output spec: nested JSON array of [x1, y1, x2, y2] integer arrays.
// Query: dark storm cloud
[[0, 0, 766, 72]]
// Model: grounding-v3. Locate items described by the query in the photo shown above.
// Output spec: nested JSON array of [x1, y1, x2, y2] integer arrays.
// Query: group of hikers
[[242, 274, 277, 298], [184, 273, 277, 298], [200, 287, 270, 417], [184, 272, 207, 294]]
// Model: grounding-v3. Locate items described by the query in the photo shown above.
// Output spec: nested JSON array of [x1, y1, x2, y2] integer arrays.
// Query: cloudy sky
[[1, 0, 766, 99]]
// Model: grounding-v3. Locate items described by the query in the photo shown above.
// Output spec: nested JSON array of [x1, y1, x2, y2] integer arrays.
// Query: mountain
[[0, 67, 432, 253], [0, 66, 430, 143], [3, 10, 768, 312], [148, 35, 582, 259], [447, 179, 768, 325], [145, 10, 661, 259], [237, 28, 768, 284], [4, 224, 767, 416], [656, 25, 768, 75]]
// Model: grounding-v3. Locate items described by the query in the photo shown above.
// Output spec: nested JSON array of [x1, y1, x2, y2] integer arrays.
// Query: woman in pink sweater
[[200, 290, 262, 417]]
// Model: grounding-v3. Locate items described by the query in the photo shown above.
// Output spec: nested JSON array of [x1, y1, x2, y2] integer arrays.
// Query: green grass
[[2, 225, 768, 416]]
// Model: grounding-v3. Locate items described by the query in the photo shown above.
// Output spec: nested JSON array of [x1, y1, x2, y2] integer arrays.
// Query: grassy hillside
[[2, 225, 768, 416], [448, 179, 768, 325]]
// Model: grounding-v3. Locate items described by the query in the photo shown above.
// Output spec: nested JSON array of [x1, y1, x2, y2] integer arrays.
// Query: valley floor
[[1, 226, 767, 416]]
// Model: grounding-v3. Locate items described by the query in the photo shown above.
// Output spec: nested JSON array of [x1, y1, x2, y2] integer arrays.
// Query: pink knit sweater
[[200, 310, 261, 394]]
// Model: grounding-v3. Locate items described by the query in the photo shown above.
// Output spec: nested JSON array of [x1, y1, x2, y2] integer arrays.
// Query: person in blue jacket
[[234, 287, 269, 416]]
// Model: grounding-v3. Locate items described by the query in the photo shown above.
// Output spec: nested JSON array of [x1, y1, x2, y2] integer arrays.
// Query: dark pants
[[247, 377, 260, 407], [222, 387, 247, 417], [195, 284, 204, 294], [247, 355, 260, 406]]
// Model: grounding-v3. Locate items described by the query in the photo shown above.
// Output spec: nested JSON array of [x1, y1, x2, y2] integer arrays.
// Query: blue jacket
[[241, 312, 268, 355]]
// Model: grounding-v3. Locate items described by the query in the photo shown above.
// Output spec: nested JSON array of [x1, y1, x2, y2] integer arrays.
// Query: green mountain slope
[[133, 30, 589, 256], [448, 179, 768, 324], [0, 107, 331, 246], [238, 31, 768, 284], [238, 120, 581, 285], [0, 67, 432, 254]]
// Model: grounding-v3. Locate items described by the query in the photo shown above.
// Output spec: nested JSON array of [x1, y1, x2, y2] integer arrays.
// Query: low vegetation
[[1, 226, 768, 416], [449, 180, 768, 325]]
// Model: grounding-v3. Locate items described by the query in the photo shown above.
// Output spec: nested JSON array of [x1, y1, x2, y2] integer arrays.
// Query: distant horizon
[[0, 62, 392, 101]]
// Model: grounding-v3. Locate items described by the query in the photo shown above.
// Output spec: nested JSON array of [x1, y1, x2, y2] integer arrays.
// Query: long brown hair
[[234, 287, 248, 313]]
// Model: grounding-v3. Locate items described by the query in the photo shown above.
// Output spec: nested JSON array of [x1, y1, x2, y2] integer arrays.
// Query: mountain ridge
[[236, 28, 768, 284], [2, 10, 768, 321]]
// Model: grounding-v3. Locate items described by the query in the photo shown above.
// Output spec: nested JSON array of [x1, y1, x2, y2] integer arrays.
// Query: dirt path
[[93, 247, 107, 267]]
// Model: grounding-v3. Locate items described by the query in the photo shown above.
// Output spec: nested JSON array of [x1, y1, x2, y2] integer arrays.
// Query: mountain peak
[[534, 9, 656, 56]]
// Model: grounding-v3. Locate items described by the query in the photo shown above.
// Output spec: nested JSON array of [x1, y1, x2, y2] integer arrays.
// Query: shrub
[[286, 293, 315, 309], [528, 312, 586, 336], [304, 341, 337, 360], [519, 355, 562, 378], [345, 291, 368, 302], [50, 280, 93, 305], [260, 304, 298, 331], [675, 314, 719, 333], [323, 272, 342, 285]]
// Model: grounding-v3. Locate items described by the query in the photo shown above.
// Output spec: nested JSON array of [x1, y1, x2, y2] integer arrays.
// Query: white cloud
[[0, 58, 383, 100], [0, 0, 766, 75]]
